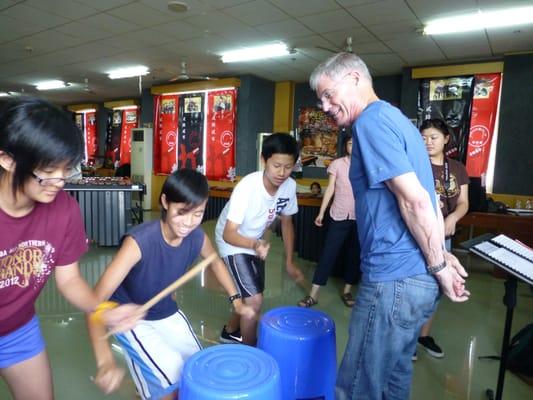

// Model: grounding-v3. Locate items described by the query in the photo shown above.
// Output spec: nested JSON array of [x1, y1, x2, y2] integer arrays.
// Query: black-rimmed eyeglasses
[[31, 172, 77, 186]]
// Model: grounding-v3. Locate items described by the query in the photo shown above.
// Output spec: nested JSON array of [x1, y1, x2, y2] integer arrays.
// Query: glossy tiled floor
[[1, 219, 532, 399]]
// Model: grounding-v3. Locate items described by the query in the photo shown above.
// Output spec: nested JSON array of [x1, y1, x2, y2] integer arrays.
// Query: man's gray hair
[[309, 52, 372, 91]]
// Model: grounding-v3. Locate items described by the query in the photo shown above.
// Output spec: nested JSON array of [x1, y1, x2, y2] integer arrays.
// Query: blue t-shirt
[[349, 101, 436, 282], [111, 220, 204, 320]]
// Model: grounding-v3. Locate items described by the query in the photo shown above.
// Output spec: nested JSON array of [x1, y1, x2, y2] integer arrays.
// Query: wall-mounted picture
[[298, 107, 339, 168], [125, 110, 137, 123], [214, 94, 232, 112], [185, 96, 202, 113], [161, 98, 176, 114]]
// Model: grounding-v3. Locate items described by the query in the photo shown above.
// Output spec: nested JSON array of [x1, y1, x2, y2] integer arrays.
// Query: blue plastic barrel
[[258, 306, 336, 400], [180, 344, 282, 399]]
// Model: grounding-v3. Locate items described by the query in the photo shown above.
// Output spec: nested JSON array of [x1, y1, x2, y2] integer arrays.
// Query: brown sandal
[[341, 293, 355, 307], [298, 295, 318, 308]]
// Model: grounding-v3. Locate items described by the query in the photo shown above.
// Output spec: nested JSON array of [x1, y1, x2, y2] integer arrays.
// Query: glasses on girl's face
[[31, 172, 77, 186]]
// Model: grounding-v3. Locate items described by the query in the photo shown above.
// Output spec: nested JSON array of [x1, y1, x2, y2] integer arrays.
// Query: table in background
[[457, 212, 533, 248], [65, 177, 144, 246]]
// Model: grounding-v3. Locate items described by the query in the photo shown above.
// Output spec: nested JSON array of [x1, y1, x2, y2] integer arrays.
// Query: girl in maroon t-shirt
[[0, 97, 141, 399]]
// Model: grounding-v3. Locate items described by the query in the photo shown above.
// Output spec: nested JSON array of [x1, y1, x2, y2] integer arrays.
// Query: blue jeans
[[336, 273, 440, 400]]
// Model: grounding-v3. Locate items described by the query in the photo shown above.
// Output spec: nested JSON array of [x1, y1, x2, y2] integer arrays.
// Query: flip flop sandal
[[298, 295, 318, 308], [341, 293, 355, 307]]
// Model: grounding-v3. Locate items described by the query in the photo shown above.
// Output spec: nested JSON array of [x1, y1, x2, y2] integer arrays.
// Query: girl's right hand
[[94, 361, 125, 394], [314, 213, 324, 227]]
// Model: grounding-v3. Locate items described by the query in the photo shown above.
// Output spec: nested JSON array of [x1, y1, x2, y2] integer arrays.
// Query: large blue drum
[[258, 306, 336, 400], [180, 344, 282, 399]]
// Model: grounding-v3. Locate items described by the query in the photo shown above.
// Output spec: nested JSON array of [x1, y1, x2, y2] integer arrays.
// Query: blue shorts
[[0, 316, 45, 369]]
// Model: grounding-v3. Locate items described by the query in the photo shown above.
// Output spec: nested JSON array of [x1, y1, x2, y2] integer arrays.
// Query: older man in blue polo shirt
[[309, 53, 470, 400]]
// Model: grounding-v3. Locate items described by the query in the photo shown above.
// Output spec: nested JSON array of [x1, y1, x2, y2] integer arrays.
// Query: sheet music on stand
[[470, 234, 533, 285]]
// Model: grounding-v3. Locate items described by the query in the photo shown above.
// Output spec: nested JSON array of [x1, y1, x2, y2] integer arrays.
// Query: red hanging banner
[[465, 73, 501, 177], [153, 95, 162, 173], [119, 109, 138, 166], [156, 95, 179, 174], [84, 111, 98, 165], [205, 89, 236, 180]]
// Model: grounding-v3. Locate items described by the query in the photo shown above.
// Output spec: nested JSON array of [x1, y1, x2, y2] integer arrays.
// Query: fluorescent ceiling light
[[107, 66, 149, 79], [424, 6, 533, 35], [77, 108, 96, 113], [0, 92, 10, 96], [221, 43, 289, 63], [35, 80, 67, 90]]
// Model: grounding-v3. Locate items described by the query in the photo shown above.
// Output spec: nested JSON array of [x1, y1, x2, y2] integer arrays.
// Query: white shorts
[[114, 310, 202, 400]]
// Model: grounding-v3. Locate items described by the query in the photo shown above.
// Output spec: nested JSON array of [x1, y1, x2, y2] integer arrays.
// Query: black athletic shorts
[[223, 253, 265, 297]]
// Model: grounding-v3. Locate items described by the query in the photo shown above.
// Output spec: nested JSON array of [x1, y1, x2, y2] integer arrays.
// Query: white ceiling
[[1, 0, 532, 104]]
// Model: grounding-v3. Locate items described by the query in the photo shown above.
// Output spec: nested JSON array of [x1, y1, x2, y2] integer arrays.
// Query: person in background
[[0, 97, 140, 400], [309, 53, 470, 400], [310, 181, 322, 196], [298, 134, 360, 308], [216, 133, 304, 346], [87, 169, 255, 400], [415, 118, 470, 360]]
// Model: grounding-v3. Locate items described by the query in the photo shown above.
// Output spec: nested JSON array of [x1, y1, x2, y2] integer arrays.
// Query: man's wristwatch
[[427, 260, 447, 275], [228, 293, 242, 303]]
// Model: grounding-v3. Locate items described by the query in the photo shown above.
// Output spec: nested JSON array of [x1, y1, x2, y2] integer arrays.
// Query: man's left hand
[[444, 251, 468, 278], [434, 263, 470, 302]]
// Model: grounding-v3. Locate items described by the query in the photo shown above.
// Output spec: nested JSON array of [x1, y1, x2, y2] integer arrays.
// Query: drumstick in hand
[[103, 253, 216, 339]]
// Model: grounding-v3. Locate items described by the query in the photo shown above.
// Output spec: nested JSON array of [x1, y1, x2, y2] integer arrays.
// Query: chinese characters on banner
[[74, 111, 97, 166], [154, 95, 179, 174], [178, 93, 204, 171], [418, 74, 502, 177], [118, 109, 139, 166], [85, 112, 98, 164], [465, 74, 502, 177], [298, 107, 339, 168], [105, 109, 139, 168], [153, 89, 237, 177], [418, 77, 475, 161], [206, 90, 236, 180], [105, 110, 122, 167]]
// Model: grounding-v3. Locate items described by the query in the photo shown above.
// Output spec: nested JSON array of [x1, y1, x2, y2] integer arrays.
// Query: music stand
[[462, 234, 533, 400]]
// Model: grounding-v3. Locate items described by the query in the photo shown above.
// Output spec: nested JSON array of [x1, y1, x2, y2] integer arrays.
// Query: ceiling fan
[[82, 78, 94, 94], [169, 60, 218, 82], [316, 36, 391, 56]]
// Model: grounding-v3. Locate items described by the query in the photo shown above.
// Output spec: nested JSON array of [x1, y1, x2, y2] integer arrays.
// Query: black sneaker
[[219, 325, 243, 344], [412, 351, 417, 361], [418, 336, 444, 358]]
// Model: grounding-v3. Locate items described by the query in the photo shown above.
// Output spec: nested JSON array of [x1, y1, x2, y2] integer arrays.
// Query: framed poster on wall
[[298, 107, 339, 168]]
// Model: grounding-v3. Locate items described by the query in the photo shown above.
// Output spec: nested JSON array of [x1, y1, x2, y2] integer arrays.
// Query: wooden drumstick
[[103, 253, 216, 339]]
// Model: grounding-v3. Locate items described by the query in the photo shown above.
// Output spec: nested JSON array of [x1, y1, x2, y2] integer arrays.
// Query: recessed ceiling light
[[168, 1, 189, 13]]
